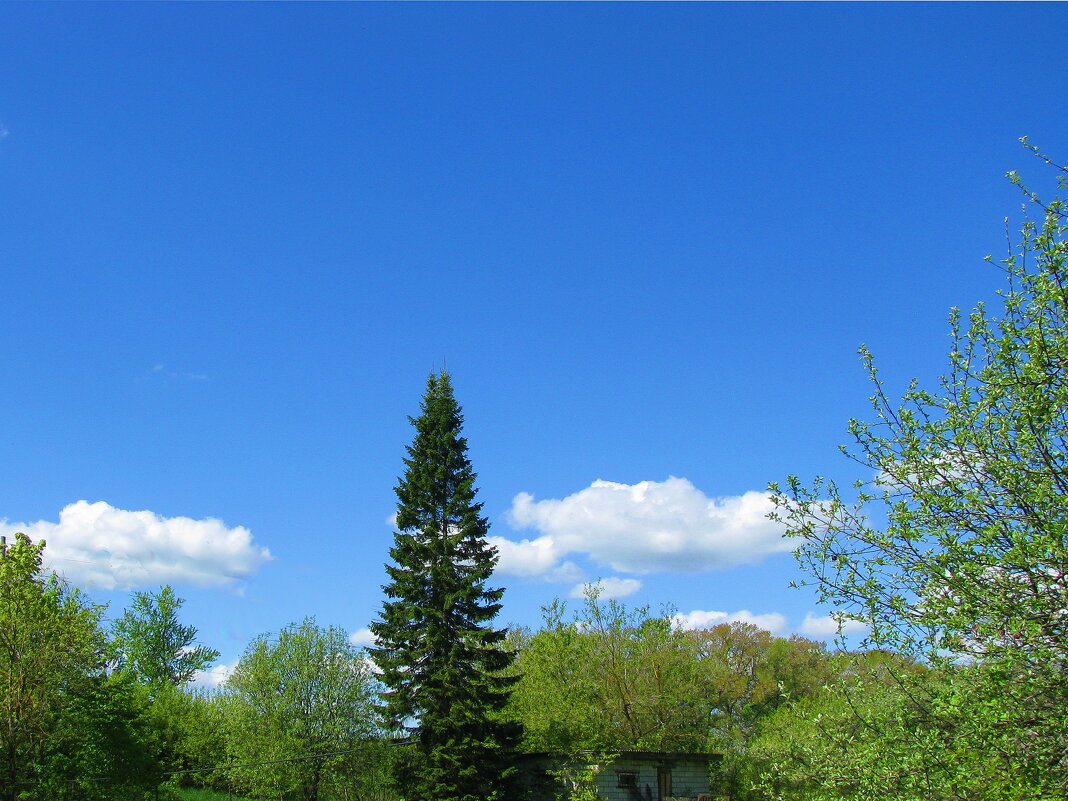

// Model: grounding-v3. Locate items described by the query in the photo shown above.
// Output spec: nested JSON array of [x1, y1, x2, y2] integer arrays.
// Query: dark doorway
[[657, 767, 672, 800]]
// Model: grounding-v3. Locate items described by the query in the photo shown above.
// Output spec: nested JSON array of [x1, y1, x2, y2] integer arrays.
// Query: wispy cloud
[[496, 477, 792, 580], [1, 501, 272, 590], [144, 364, 209, 382], [671, 609, 869, 640]]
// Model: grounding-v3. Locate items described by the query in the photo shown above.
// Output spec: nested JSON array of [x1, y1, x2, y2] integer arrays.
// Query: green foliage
[[42, 672, 161, 801], [740, 652, 1056, 801], [0, 533, 157, 801], [224, 617, 381, 801], [111, 585, 220, 689], [509, 590, 830, 795], [546, 753, 616, 801], [742, 653, 940, 801], [506, 602, 604, 753], [174, 788, 256, 801], [689, 621, 831, 755], [768, 144, 1068, 797], [145, 683, 230, 791], [688, 623, 832, 798], [511, 594, 707, 753], [371, 372, 520, 801]]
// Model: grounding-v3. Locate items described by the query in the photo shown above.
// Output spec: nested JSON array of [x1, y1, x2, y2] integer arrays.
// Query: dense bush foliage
[[224, 618, 383, 801]]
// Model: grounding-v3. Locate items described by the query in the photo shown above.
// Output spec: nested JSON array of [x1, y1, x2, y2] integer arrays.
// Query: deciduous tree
[[225, 618, 380, 801], [742, 652, 943, 801], [509, 593, 830, 796], [111, 584, 219, 689], [770, 143, 1068, 797], [0, 534, 156, 801]]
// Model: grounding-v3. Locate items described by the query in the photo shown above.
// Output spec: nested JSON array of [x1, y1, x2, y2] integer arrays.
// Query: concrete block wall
[[516, 752, 714, 801], [664, 761, 711, 799], [595, 756, 711, 801]]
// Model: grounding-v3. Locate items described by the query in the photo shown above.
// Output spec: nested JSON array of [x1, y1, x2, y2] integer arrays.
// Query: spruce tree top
[[394, 371, 488, 541]]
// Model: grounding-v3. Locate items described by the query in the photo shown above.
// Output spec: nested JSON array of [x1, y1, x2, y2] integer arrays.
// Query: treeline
[[509, 597, 830, 754], [2, 527, 889, 801], [4, 520, 1066, 801], [0, 526, 943, 801]]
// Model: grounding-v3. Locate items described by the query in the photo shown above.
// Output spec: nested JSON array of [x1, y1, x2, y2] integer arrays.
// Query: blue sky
[[2, 3, 1065, 684]]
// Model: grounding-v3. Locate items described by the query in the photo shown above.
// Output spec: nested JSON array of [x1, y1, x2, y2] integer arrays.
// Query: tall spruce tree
[[371, 372, 520, 801]]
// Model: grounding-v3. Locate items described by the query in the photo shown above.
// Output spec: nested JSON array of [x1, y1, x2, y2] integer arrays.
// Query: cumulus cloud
[[191, 663, 235, 690], [570, 577, 643, 600], [673, 608, 790, 636], [799, 612, 869, 638], [488, 535, 584, 583], [0, 500, 272, 590], [501, 477, 791, 578], [349, 627, 378, 648]]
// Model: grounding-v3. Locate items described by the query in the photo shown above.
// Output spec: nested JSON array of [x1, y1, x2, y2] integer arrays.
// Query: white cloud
[[570, 577, 643, 600], [799, 612, 869, 638], [191, 663, 235, 690], [673, 608, 790, 636], [488, 535, 584, 583], [672, 609, 869, 639], [1, 500, 272, 590], [349, 627, 378, 647], [502, 477, 792, 578]]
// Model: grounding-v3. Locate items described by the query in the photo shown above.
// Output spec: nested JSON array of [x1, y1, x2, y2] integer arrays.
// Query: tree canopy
[[225, 617, 380, 801], [111, 584, 220, 689], [0, 534, 156, 801], [507, 593, 834, 799]]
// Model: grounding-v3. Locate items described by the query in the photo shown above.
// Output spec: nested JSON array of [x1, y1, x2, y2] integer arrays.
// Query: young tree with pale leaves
[[769, 143, 1068, 798], [225, 618, 380, 801]]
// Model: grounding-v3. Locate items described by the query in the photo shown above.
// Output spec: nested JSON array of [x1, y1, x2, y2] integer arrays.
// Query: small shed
[[517, 750, 718, 801]]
